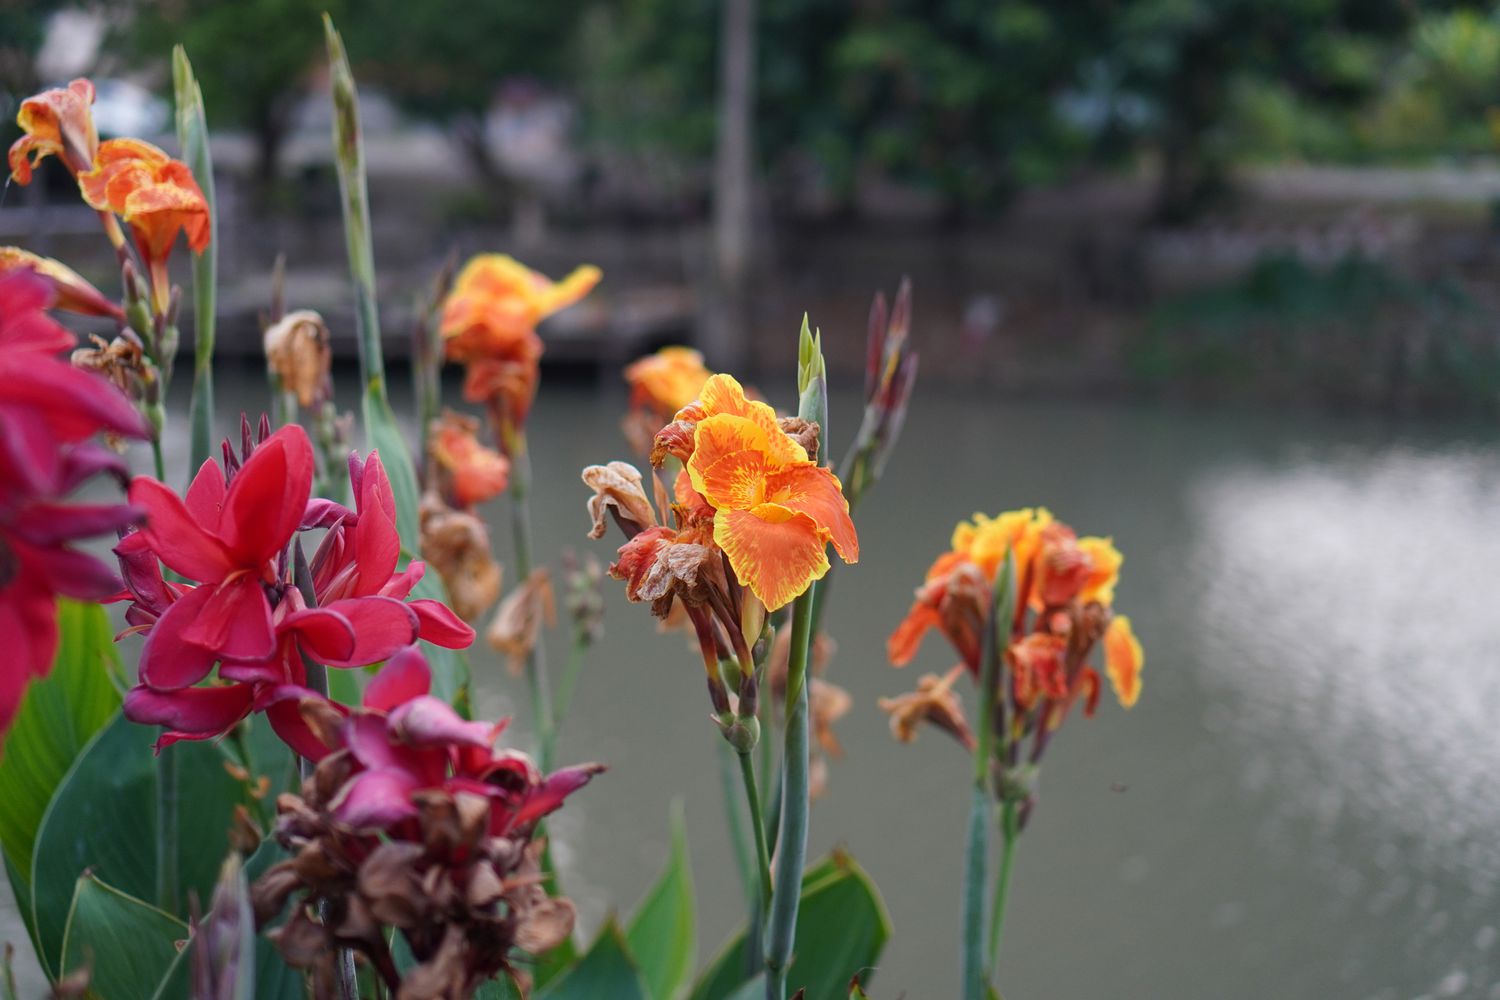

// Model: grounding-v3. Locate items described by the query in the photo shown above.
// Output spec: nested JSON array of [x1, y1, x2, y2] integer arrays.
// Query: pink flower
[[0, 272, 147, 741]]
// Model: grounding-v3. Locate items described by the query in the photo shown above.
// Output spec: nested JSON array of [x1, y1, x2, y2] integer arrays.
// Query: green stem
[[149, 436, 166, 482], [738, 749, 774, 975], [719, 739, 757, 912], [505, 430, 556, 774], [552, 624, 588, 732], [764, 585, 814, 1000], [988, 800, 1020, 972]]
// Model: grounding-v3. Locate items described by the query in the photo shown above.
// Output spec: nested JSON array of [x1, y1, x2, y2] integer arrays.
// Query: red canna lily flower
[[0, 272, 147, 742], [7, 79, 98, 183], [671, 373, 858, 611], [78, 138, 210, 316]]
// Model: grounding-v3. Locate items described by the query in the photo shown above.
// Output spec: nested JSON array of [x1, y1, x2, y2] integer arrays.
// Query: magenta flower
[[0, 271, 147, 740]]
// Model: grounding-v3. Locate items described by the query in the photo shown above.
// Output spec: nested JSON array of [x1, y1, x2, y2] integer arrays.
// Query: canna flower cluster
[[621, 346, 711, 457], [883, 508, 1143, 811], [251, 646, 602, 997], [114, 421, 473, 753], [0, 272, 149, 739], [429, 410, 509, 509], [439, 254, 600, 435], [584, 372, 857, 739]]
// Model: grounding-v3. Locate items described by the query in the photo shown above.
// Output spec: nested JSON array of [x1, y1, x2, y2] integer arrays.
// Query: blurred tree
[[344, 0, 587, 196], [0, 1, 50, 140], [1098, 0, 1418, 222], [116, 0, 343, 187]]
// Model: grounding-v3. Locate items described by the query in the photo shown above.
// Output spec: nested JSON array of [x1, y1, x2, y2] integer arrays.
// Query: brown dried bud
[[263, 309, 332, 408], [419, 492, 502, 622], [777, 416, 820, 462], [228, 804, 262, 855], [72, 334, 151, 403], [649, 419, 696, 467], [486, 568, 556, 676], [581, 461, 658, 539]]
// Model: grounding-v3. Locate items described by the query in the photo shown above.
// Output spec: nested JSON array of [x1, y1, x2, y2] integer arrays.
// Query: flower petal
[[1104, 615, 1143, 708], [363, 646, 432, 712], [887, 600, 942, 667], [221, 424, 314, 567], [764, 463, 858, 563], [129, 476, 232, 582], [123, 682, 252, 737], [138, 583, 219, 689], [331, 767, 421, 830], [183, 458, 226, 533], [353, 453, 401, 596], [180, 574, 275, 662], [388, 695, 497, 750], [317, 597, 419, 667], [408, 598, 476, 649], [713, 504, 829, 612]]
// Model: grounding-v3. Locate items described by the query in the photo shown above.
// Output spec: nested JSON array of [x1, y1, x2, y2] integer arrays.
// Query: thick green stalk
[[764, 586, 814, 1000], [961, 784, 989, 1000], [551, 623, 589, 729], [173, 47, 217, 471], [738, 748, 774, 974]]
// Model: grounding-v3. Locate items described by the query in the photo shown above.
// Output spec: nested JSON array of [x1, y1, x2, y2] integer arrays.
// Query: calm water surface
[[6, 368, 1499, 1000]]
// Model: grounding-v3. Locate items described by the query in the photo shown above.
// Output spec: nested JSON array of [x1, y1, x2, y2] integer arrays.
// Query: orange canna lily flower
[[0, 247, 120, 319], [429, 410, 509, 509], [78, 139, 210, 316], [625, 346, 712, 416], [678, 374, 858, 611], [440, 254, 600, 364], [1104, 615, 1143, 708], [7, 79, 98, 184]]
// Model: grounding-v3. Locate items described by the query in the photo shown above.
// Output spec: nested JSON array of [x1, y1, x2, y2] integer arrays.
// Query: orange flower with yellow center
[[440, 254, 601, 364], [625, 346, 712, 416], [682, 374, 857, 611], [429, 411, 510, 508], [7, 79, 98, 184], [78, 139, 210, 315]]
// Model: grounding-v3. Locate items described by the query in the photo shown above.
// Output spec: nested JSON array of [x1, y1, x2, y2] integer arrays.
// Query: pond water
[[6, 366, 1499, 1000]]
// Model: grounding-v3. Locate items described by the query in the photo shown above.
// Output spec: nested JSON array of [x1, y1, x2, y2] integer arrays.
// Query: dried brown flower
[[420, 491, 502, 622], [581, 461, 658, 539], [878, 668, 975, 750], [263, 308, 332, 408], [487, 568, 556, 675], [777, 416, 820, 462]]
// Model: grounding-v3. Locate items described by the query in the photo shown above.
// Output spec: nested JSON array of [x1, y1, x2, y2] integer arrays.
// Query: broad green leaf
[[58, 875, 186, 1000], [626, 807, 696, 1000], [538, 921, 650, 1000], [30, 713, 247, 976], [0, 600, 121, 889], [687, 852, 891, 1000], [724, 975, 765, 1000]]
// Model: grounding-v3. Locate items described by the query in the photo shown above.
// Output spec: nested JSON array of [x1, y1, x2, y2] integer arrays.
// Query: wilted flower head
[[251, 649, 602, 998], [7, 79, 98, 183], [878, 668, 974, 750], [420, 492, 502, 623], [78, 138, 210, 315], [263, 309, 333, 409], [429, 410, 509, 509], [72, 333, 152, 410], [581, 460, 659, 540], [487, 569, 556, 676]]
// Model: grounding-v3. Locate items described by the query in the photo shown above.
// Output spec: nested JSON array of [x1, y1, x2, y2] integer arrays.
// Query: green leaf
[[30, 713, 247, 977], [58, 875, 186, 999], [538, 921, 650, 1000], [687, 852, 891, 1000], [723, 976, 765, 1000], [626, 806, 696, 1000], [173, 44, 218, 471], [0, 601, 121, 891]]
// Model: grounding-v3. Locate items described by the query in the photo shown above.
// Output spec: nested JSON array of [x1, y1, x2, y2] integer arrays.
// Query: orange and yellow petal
[[1104, 614, 1143, 708], [764, 463, 858, 563], [697, 374, 805, 467], [687, 413, 770, 502], [713, 504, 829, 611], [673, 469, 718, 526], [625, 346, 711, 414], [536, 264, 602, 318], [1078, 536, 1122, 605]]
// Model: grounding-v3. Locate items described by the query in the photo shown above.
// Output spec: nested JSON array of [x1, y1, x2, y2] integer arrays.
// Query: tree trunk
[[708, 0, 756, 371]]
